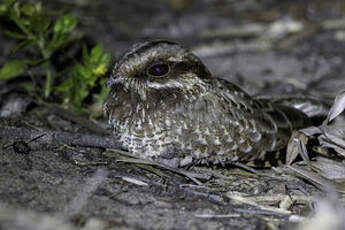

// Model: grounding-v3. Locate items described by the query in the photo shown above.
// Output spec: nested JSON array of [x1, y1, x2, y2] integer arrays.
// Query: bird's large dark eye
[[147, 63, 170, 77]]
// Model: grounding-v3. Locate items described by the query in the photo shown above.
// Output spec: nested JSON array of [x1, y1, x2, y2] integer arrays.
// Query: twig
[[195, 213, 241, 218], [226, 191, 292, 215], [104, 149, 207, 185]]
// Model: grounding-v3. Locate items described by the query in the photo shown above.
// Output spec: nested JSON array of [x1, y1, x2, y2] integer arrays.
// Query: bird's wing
[[205, 79, 296, 161]]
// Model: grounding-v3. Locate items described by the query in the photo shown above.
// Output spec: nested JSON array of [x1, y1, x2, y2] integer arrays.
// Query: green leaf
[[0, 4, 8, 15], [54, 13, 78, 35], [93, 52, 111, 76], [93, 63, 109, 76], [0, 60, 28, 79], [35, 2, 42, 13], [76, 87, 89, 101], [5, 29, 26, 39], [56, 77, 73, 92], [90, 44, 104, 64], [100, 52, 111, 65], [56, 43, 110, 114], [15, 17, 31, 27], [11, 39, 34, 53], [75, 64, 93, 80], [49, 14, 80, 54], [48, 34, 67, 51], [30, 14, 51, 33], [20, 3, 36, 16], [12, 2, 21, 17]]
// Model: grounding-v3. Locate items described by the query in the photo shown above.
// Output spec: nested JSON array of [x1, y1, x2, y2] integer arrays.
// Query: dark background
[[59, 0, 345, 98]]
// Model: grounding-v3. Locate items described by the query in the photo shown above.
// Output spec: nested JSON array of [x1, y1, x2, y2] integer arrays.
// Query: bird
[[104, 40, 310, 168]]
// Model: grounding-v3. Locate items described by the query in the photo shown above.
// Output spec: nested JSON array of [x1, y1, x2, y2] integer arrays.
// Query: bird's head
[[107, 40, 211, 101]]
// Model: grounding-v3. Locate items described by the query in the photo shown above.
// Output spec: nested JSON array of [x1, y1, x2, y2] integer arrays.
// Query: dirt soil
[[1, 0, 345, 229]]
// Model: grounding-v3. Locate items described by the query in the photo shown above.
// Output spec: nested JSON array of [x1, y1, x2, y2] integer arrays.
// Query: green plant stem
[[39, 35, 53, 99], [11, 8, 54, 99], [11, 14, 34, 40], [44, 61, 52, 98]]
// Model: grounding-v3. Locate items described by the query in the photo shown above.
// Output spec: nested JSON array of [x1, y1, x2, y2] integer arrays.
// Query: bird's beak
[[107, 73, 122, 87]]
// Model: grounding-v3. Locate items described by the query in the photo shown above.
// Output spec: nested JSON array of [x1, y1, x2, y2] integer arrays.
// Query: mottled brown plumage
[[104, 40, 310, 167]]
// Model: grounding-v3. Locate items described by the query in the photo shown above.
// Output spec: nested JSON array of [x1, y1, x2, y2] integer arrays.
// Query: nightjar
[[104, 40, 310, 167]]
